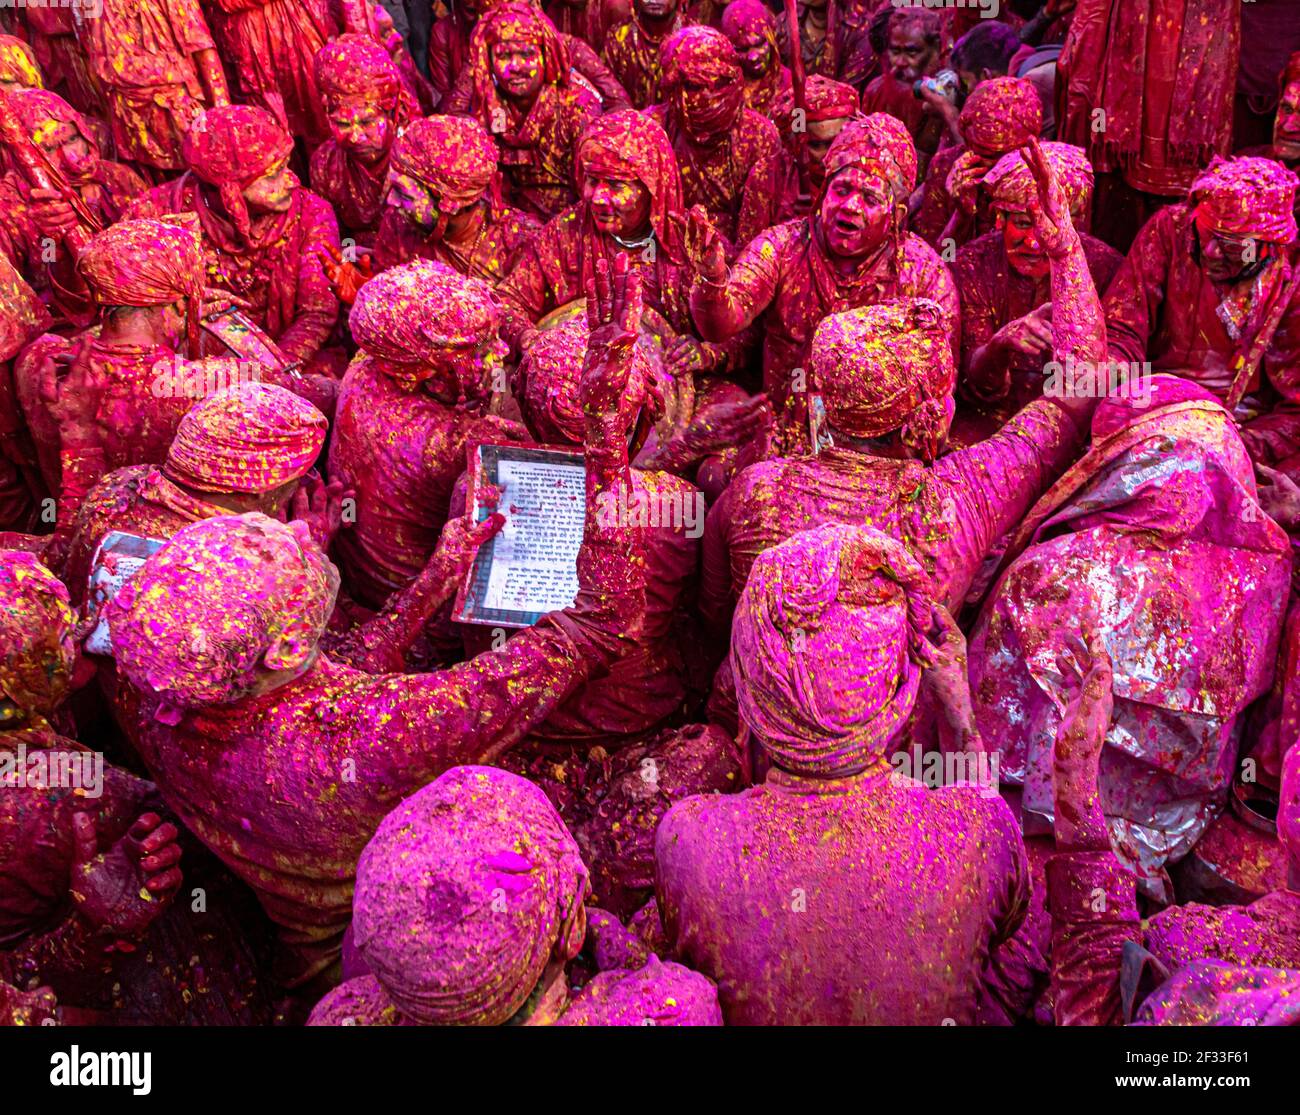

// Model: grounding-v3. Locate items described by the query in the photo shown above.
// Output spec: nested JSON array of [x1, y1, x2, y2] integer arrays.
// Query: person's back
[[657, 768, 1027, 1025]]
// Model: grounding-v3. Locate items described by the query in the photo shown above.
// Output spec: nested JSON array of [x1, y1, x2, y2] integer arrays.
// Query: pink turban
[[390, 116, 500, 212], [350, 260, 500, 381], [822, 112, 919, 201], [9, 88, 96, 156], [731, 523, 940, 778], [958, 76, 1043, 156], [982, 141, 1095, 216], [772, 74, 859, 131], [1190, 156, 1299, 245], [183, 105, 295, 241], [314, 33, 404, 114], [809, 298, 956, 448], [0, 551, 76, 723], [519, 315, 658, 444], [163, 383, 328, 495], [107, 513, 338, 715], [351, 765, 590, 1025], [76, 218, 205, 309], [0, 35, 41, 89], [557, 956, 723, 1026], [721, 0, 777, 41]]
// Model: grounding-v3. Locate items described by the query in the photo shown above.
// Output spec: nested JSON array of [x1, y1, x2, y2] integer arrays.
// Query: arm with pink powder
[[276, 193, 342, 365], [687, 210, 787, 343]]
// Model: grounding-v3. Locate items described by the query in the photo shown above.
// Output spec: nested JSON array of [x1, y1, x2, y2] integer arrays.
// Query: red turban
[[351, 766, 589, 1025], [468, 2, 570, 132], [350, 260, 501, 380], [983, 141, 1095, 216], [163, 383, 328, 495], [314, 33, 405, 115], [731, 523, 940, 778], [0, 551, 75, 725], [959, 76, 1043, 156], [1190, 156, 1299, 245], [76, 218, 205, 308], [576, 110, 686, 263], [0, 35, 40, 89], [722, 0, 776, 40], [389, 115, 500, 213], [809, 298, 956, 448], [822, 112, 919, 201], [772, 74, 858, 131], [108, 513, 339, 715], [183, 105, 295, 241], [659, 26, 744, 142]]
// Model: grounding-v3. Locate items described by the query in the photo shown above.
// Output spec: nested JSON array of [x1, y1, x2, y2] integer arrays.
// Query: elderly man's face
[[584, 172, 653, 240], [820, 166, 893, 258], [385, 172, 442, 232], [34, 118, 98, 182], [732, 29, 772, 78], [1275, 79, 1300, 164], [327, 102, 394, 165], [886, 22, 940, 84], [1195, 215, 1270, 285], [243, 158, 297, 215]]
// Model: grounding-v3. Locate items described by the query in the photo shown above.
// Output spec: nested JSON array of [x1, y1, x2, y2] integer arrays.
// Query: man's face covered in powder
[[1274, 78, 1300, 164], [885, 20, 941, 84], [243, 157, 298, 215], [1194, 212, 1270, 286], [33, 117, 98, 183], [1000, 209, 1049, 280], [584, 172, 654, 240], [732, 28, 772, 79], [427, 332, 511, 405], [806, 116, 850, 188], [819, 166, 893, 257], [386, 172, 481, 240], [636, 0, 678, 20], [492, 40, 545, 103], [327, 102, 395, 165]]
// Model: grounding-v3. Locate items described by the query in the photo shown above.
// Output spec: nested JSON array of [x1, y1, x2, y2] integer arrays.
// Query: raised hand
[[945, 150, 993, 216], [291, 473, 354, 552], [1052, 632, 1114, 851], [433, 497, 506, 582], [319, 244, 374, 306], [1021, 137, 1076, 260], [582, 253, 642, 429], [1254, 462, 1300, 532], [70, 811, 182, 938], [27, 187, 79, 239], [679, 205, 728, 284]]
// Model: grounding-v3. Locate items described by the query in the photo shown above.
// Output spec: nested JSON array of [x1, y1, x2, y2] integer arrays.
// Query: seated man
[[686, 113, 956, 432], [455, 2, 600, 221], [603, 0, 688, 110], [720, 0, 790, 120], [309, 34, 418, 244], [952, 141, 1122, 444], [1103, 155, 1300, 469], [126, 105, 342, 375], [308, 766, 721, 1026], [656, 523, 1029, 1025], [372, 116, 539, 283], [648, 26, 788, 259]]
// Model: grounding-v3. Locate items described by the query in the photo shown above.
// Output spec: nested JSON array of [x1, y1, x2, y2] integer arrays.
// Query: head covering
[[163, 383, 327, 495], [0, 551, 76, 725], [107, 513, 338, 715], [557, 956, 723, 1026], [958, 76, 1042, 155], [314, 33, 404, 114], [183, 105, 296, 241], [772, 74, 859, 133], [722, 0, 777, 43], [468, 1, 569, 130], [350, 260, 500, 384], [731, 523, 940, 778], [822, 112, 919, 202], [76, 218, 205, 309], [576, 110, 685, 261], [389, 115, 500, 212], [352, 765, 590, 1025], [8, 88, 95, 155], [1189, 156, 1299, 245], [519, 315, 658, 444], [809, 298, 956, 446], [659, 26, 743, 142], [0, 35, 41, 89], [983, 141, 1095, 216]]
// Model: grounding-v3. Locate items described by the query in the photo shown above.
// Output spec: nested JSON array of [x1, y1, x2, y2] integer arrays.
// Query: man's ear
[[262, 616, 318, 673]]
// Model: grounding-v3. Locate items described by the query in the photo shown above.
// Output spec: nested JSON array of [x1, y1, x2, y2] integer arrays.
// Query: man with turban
[[603, 0, 688, 110], [910, 76, 1044, 250], [699, 140, 1107, 656], [655, 524, 1031, 1025], [308, 34, 419, 243], [1260, 52, 1300, 175], [0, 89, 148, 325], [78, 0, 229, 173], [0, 550, 275, 1025], [105, 264, 649, 991], [455, 2, 600, 221], [1102, 155, 1300, 467], [1057, 0, 1240, 250], [685, 113, 957, 431], [202, 0, 372, 146], [498, 110, 745, 380], [371, 115, 539, 283], [648, 26, 790, 259], [720, 0, 791, 120], [127, 105, 343, 375], [328, 260, 524, 616], [952, 142, 1122, 444], [770, 74, 859, 217], [307, 767, 721, 1025]]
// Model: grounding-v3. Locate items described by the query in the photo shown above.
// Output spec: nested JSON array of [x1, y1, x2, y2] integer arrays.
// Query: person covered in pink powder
[[104, 256, 649, 998], [655, 522, 1030, 1025], [307, 765, 722, 1025]]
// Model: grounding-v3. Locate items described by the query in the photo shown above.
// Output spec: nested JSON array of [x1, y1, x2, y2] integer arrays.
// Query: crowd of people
[[0, 0, 1298, 1028]]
